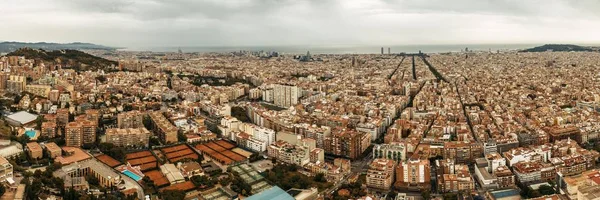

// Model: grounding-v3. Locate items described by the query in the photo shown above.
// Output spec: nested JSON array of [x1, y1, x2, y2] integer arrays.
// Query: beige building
[[149, 112, 178, 144], [117, 110, 145, 129], [53, 159, 122, 189], [0, 156, 13, 183], [366, 158, 396, 191], [80, 120, 96, 145], [43, 142, 62, 158], [26, 142, 43, 159], [57, 108, 69, 127], [65, 121, 83, 147], [105, 128, 150, 147], [25, 84, 51, 98], [41, 121, 57, 138]]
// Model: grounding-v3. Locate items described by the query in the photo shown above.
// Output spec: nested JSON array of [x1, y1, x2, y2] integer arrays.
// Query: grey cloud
[[1, 0, 600, 47]]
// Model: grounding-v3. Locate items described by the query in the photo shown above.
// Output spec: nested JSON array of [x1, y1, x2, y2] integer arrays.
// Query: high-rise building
[[6, 75, 26, 94], [381, 47, 384, 55], [41, 121, 57, 138], [65, 121, 83, 147], [0, 73, 9, 91], [395, 158, 431, 191], [324, 129, 370, 159], [57, 108, 69, 127], [366, 158, 396, 191], [105, 128, 151, 147], [273, 84, 301, 108], [117, 110, 144, 129], [388, 47, 391, 54], [80, 120, 96, 145]]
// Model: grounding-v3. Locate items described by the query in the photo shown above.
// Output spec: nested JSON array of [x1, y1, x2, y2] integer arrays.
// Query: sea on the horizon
[[122, 44, 541, 54]]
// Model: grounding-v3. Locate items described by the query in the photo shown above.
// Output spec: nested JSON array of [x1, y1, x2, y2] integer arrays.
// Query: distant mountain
[[7, 48, 118, 72], [0, 41, 116, 52], [520, 44, 596, 52]]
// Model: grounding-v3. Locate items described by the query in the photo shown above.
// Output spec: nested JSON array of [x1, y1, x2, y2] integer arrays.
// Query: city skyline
[[2, 0, 600, 49]]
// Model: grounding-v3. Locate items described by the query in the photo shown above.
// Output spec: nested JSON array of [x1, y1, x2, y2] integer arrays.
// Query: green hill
[[0, 41, 115, 52], [520, 44, 595, 52], [7, 48, 118, 72]]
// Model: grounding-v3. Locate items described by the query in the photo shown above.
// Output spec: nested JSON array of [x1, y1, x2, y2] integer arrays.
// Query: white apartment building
[[273, 84, 301, 108]]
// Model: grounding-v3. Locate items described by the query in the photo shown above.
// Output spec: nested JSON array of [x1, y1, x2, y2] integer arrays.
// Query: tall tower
[[381, 47, 384, 55], [388, 48, 391, 54]]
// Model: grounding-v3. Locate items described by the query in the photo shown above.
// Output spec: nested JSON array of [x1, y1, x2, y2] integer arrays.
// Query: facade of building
[[80, 119, 96, 145], [0, 156, 13, 183], [117, 110, 145, 129], [373, 143, 406, 162], [41, 121, 57, 138], [65, 121, 83, 147], [395, 158, 431, 191], [367, 158, 396, 191], [105, 128, 151, 147], [273, 84, 301, 108], [26, 142, 43, 159], [43, 142, 62, 158], [149, 112, 178, 144], [25, 84, 51, 98]]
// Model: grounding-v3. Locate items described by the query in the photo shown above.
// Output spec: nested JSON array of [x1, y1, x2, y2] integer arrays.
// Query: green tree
[[421, 190, 431, 200], [539, 185, 555, 195], [314, 173, 327, 183], [191, 175, 215, 188], [177, 130, 187, 142], [0, 184, 5, 197], [161, 190, 185, 200]]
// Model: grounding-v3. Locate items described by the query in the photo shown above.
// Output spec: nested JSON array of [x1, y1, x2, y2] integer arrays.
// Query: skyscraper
[[388, 47, 391, 54], [381, 47, 384, 55]]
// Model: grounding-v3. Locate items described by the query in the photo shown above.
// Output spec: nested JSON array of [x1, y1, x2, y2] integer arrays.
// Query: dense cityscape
[[0, 44, 598, 200]]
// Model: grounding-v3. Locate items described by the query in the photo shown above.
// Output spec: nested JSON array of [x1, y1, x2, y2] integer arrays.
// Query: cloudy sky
[[1, 0, 600, 48]]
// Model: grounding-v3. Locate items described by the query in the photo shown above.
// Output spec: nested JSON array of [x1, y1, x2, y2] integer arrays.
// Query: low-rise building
[[105, 128, 150, 147], [0, 156, 13, 183], [43, 142, 62, 158], [26, 142, 43, 159], [160, 163, 185, 184]]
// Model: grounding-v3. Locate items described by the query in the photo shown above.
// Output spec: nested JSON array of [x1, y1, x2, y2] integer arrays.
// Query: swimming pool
[[25, 130, 36, 138], [122, 170, 142, 181]]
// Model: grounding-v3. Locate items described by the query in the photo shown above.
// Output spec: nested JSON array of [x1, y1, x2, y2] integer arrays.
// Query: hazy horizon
[[2, 0, 600, 48]]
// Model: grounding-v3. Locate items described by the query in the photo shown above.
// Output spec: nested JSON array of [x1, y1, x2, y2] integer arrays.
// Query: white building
[[273, 84, 301, 108]]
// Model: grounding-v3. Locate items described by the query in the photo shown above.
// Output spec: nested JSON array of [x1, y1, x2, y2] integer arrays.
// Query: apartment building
[[366, 158, 396, 191], [65, 121, 83, 147], [395, 158, 431, 191], [26, 142, 43, 159], [25, 84, 51, 98], [0, 156, 13, 183], [6, 75, 25, 94], [273, 84, 301, 108], [56, 108, 69, 127], [105, 128, 151, 147], [117, 110, 145, 129], [41, 121, 57, 138], [373, 143, 406, 162], [267, 140, 311, 166], [149, 112, 178, 144], [80, 120, 96, 145], [443, 141, 483, 164], [324, 129, 370, 160], [43, 142, 62, 158]]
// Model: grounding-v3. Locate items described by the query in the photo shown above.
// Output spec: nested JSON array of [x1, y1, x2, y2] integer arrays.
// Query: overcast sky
[[1, 0, 600, 48]]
